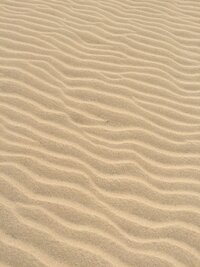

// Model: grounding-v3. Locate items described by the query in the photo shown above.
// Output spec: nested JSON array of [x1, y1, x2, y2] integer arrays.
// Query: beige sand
[[0, 0, 200, 266]]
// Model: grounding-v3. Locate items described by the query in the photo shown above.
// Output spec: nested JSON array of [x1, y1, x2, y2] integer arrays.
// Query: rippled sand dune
[[0, 0, 200, 266]]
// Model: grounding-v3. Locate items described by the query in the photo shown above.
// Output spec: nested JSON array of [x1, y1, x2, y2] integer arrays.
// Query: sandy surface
[[0, 0, 200, 266]]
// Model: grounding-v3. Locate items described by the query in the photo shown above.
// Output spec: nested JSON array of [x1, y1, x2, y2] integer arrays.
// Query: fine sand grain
[[0, 0, 200, 266]]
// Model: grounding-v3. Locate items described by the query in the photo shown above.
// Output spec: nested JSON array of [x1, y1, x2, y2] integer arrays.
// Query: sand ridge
[[0, 0, 200, 266]]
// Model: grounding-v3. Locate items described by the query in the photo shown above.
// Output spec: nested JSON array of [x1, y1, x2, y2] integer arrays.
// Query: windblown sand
[[0, 0, 200, 266]]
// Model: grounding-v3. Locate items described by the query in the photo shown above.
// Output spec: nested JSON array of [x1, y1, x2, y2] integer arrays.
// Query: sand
[[0, 0, 200, 266]]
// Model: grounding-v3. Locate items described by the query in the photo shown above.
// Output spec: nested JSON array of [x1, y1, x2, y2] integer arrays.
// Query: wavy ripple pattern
[[0, 0, 200, 266]]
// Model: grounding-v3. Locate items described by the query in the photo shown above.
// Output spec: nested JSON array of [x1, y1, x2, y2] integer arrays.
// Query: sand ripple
[[0, 0, 200, 266]]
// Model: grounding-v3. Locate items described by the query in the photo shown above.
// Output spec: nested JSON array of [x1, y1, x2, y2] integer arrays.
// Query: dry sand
[[0, 0, 200, 266]]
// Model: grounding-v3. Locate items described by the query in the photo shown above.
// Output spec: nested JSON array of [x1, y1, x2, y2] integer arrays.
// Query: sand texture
[[0, 0, 200, 266]]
